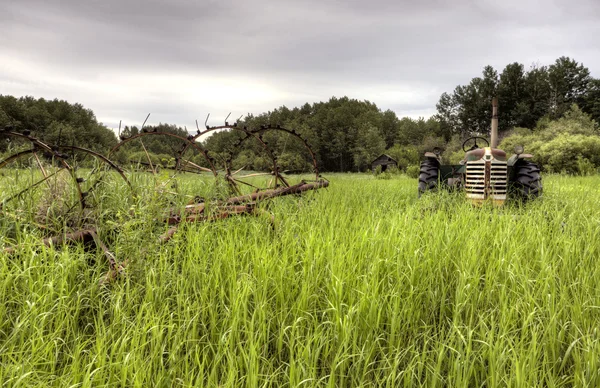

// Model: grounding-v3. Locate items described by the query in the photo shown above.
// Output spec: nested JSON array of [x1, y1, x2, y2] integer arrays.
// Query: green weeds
[[1, 174, 600, 386]]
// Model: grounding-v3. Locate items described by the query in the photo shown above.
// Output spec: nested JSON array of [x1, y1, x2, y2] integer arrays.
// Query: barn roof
[[371, 154, 398, 164]]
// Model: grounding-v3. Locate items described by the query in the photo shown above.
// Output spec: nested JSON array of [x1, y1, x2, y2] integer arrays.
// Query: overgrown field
[[1, 173, 600, 387]]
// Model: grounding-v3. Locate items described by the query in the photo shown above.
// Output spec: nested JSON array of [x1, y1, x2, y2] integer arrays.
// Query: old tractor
[[418, 98, 542, 205]]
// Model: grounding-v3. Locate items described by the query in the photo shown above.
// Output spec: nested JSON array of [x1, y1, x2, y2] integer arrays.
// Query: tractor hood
[[465, 147, 507, 162]]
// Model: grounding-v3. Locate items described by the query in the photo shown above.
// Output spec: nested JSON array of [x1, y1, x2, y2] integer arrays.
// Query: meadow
[[1, 173, 600, 387]]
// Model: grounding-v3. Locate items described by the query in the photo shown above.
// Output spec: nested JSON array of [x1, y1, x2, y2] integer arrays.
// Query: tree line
[[0, 95, 117, 152], [1, 55, 598, 174], [435, 56, 599, 136]]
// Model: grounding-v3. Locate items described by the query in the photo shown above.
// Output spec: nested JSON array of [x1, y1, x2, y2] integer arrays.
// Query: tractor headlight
[[514, 145, 524, 155], [433, 147, 442, 156]]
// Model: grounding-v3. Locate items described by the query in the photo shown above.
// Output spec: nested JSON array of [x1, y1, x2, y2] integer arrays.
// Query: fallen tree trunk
[[225, 179, 329, 205], [159, 204, 256, 243], [165, 179, 329, 221]]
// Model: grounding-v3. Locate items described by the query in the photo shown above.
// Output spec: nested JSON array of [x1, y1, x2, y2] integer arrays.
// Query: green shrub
[[232, 150, 256, 170], [278, 152, 311, 172], [253, 156, 272, 172], [576, 157, 596, 176], [539, 134, 600, 174], [385, 145, 420, 169], [418, 136, 447, 155], [128, 151, 172, 167], [406, 165, 420, 178], [375, 171, 392, 180], [499, 105, 600, 175], [441, 135, 465, 164]]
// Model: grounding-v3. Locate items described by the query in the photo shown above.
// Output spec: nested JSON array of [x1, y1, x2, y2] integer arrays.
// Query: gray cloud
[[1, 0, 599, 130]]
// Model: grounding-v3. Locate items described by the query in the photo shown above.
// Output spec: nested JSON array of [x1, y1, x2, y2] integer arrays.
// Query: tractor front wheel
[[511, 160, 542, 201], [418, 158, 439, 196]]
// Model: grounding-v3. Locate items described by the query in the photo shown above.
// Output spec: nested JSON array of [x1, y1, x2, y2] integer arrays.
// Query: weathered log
[[225, 180, 329, 205]]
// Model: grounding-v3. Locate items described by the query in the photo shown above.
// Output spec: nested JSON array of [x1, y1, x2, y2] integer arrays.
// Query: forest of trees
[[436, 56, 600, 136], [0, 95, 117, 152], [1, 56, 599, 174]]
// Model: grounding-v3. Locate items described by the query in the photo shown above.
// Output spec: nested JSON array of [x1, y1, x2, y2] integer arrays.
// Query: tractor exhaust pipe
[[491, 97, 498, 148]]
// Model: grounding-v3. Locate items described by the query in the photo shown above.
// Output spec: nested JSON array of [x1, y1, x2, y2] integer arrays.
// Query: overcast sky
[[1, 0, 599, 131]]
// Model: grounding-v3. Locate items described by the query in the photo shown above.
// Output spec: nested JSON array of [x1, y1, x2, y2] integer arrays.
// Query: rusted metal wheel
[[109, 130, 221, 205], [0, 131, 131, 233], [110, 131, 218, 176], [175, 121, 278, 196], [250, 125, 320, 182]]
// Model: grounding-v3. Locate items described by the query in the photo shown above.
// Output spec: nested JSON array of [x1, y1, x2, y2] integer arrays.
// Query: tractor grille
[[465, 159, 507, 201]]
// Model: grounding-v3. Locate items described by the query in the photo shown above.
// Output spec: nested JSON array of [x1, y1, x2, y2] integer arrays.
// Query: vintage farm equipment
[[0, 117, 328, 278], [0, 127, 131, 224], [418, 98, 542, 205]]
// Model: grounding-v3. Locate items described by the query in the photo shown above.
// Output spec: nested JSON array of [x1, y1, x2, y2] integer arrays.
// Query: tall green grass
[[1, 174, 600, 386]]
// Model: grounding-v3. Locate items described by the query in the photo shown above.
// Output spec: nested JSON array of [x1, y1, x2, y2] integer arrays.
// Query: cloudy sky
[[1, 0, 599, 130]]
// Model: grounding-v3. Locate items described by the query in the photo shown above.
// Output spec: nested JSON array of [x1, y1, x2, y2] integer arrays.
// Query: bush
[[418, 136, 447, 155], [254, 156, 273, 172], [406, 165, 420, 178], [278, 153, 311, 172], [403, 135, 463, 165], [576, 157, 596, 176], [538, 134, 600, 174], [375, 171, 392, 180], [441, 135, 465, 164], [128, 151, 172, 168], [499, 105, 600, 175], [232, 150, 256, 170], [385, 145, 420, 170]]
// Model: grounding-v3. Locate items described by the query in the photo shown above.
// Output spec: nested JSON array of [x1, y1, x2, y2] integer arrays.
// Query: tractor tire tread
[[418, 159, 440, 196], [511, 160, 542, 201]]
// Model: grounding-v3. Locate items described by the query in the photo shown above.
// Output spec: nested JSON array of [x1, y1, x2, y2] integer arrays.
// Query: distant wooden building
[[371, 154, 398, 173]]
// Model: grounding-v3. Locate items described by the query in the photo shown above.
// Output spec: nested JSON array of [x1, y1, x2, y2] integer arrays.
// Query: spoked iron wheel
[[110, 131, 218, 204], [223, 129, 285, 196], [0, 132, 132, 234], [55, 145, 132, 223], [249, 125, 322, 186], [0, 132, 82, 233]]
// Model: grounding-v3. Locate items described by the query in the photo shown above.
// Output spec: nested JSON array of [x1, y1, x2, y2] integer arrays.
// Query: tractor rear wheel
[[418, 158, 439, 196], [511, 160, 542, 201]]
